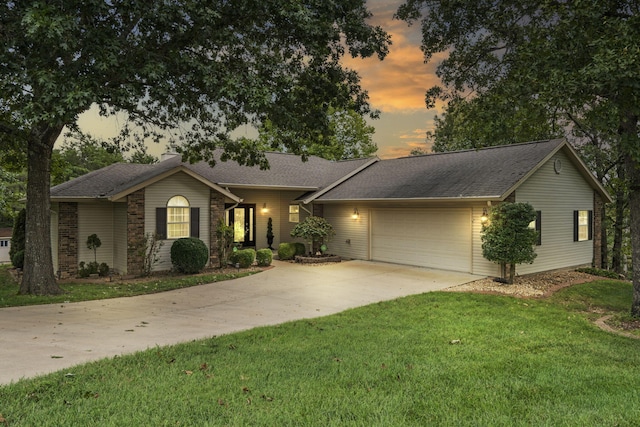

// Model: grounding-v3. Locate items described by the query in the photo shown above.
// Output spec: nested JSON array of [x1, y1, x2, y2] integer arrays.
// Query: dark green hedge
[[170, 238, 209, 274], [230, 248, 256, 268]]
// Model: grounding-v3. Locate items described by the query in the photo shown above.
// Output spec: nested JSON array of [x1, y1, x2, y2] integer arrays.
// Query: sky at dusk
[[68, 0, 440, 160]]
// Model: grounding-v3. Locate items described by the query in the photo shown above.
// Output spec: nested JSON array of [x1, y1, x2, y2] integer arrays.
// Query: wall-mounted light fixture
[[352, 208, 359, 219], [261, 203, 268, 214], [480, 207, 489, 224]]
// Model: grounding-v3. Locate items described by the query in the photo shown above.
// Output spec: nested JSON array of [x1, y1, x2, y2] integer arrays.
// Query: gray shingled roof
[[314, 139, 568, 201], [50, 151, 375, 200], [50, 139, 609, 203]]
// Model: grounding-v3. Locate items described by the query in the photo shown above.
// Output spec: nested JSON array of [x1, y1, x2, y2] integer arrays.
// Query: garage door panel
[[371, 209, 471, 272]]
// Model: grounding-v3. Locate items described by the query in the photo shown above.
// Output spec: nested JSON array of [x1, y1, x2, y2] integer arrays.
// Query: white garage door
[[371, 209, 471, 272]]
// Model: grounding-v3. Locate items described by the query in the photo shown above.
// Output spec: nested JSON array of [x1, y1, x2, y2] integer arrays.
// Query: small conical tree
[[266, 217, 274, 249], [86, 234, 102, 264]]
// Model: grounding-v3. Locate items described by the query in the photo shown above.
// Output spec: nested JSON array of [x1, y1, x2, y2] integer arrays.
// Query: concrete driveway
[[0, 260, 481, 385]]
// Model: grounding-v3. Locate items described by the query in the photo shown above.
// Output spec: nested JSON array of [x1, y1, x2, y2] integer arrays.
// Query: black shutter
[[190, 207, 200, 238], [573, 211, 579, 242], [156, 208, 167, 239], [536, 211, 542, 246], [588, 210, 593, 241]]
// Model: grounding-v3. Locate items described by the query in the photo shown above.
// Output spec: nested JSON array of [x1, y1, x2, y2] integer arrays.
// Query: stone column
[[127, 189, 145, 276], [58, 202, 78, 279]]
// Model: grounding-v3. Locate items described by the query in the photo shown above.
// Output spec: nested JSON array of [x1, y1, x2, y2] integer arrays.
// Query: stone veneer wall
[[58, 202, 78, 279], [209, 189, 226, 266], [127, 189, 145, 276], [593, 191, 603, 268]]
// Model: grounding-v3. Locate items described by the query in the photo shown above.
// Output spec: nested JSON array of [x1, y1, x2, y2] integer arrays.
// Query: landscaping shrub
[[9, 209, 25, 269], [229, 249, 256, 268], [78, 261, 98, 278], [256, 249, 273, 267], [10, 250, 24, 270], [98, 262, 110, 277], [170, 237, 209, 274], [293, 242, 306, 256], [277, 243, 296, 260]]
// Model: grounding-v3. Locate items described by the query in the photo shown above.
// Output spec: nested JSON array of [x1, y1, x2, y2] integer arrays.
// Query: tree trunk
[[19, 124, 64, 295], [600, 206, 608, 270], [621, 113, 640, 317], [611, 164, 626, 274], [508, 263, 515, 285], [628, 155, 640, 317]]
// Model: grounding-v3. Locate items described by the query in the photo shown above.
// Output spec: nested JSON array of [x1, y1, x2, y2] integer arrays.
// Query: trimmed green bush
[[229, 249, 256, 268], [293, 242, 306, 256], [170, 237, 209, 274], [277, 243, 296, 260], [9, 209, 25, 269], [256, 249, 273, 267], [98, 262, 110, 277], [10, 250, 24, 270]]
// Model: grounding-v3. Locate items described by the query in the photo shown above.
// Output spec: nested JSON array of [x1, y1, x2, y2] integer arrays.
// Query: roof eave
[[300, 157, 380, 204], [316, 196, 504, 203], [496, 139, 613, 203], [107, 166, 242, 203]]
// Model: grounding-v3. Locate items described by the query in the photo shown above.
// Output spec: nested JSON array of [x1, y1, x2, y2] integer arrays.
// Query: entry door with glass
[[226, 204, 256, 247]]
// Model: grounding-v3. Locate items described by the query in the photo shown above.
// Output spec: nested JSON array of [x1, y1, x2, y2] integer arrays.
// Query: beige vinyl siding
[[228, 189, 306, 249], [146, 172, 211, 272], [323, 204, 370, 260], [112, 202, 128, 273], [51, 204, 59, 274], [470, 204, 501, 277], [77, 202, 115, 267], [515, 151, 594, 274]]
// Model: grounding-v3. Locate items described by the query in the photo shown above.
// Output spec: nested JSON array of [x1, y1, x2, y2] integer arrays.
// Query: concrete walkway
[[0, 260, 481, 385]]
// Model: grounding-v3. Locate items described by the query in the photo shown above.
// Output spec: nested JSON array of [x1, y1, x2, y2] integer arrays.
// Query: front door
[[226, 204, 256, 247]]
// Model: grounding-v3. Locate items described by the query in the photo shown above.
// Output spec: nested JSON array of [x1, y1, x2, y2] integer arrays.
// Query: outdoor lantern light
[[352, 208, 359, 219], [481, 207, 489, 224], [262, 203, 268, 213]]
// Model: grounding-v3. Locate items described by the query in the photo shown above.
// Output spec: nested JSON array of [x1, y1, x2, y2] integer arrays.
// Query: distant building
[[0, 228, 12, 264]]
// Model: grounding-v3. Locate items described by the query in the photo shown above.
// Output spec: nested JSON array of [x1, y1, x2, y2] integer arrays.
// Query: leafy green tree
[[258, 108, 378, 160], [290, 216, 335, 254], [396, 0, 640, 316], [1, 1, 389, 295], [481, 203, 538, 284]]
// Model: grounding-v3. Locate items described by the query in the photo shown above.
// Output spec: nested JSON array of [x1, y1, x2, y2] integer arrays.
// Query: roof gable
[[49, 151, 375, 201], [315, 139, 611, 202]]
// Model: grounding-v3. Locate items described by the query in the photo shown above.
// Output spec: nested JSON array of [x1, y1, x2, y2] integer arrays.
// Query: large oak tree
[[0, 1, 389, 295], [397, 0, 640, 315]]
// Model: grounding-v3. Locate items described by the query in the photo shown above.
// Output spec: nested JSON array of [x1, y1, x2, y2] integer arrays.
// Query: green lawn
[[1, 274, 638, 426], [0, 264, 257, 308]]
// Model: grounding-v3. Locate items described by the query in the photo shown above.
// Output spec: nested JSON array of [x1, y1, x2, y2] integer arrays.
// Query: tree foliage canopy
[[397, 0, 640, 315], [258, 108, 378, 161], [1, 0, 389, 294], [481, 203, 538, 284]]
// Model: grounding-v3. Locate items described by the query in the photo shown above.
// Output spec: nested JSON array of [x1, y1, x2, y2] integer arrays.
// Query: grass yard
[[1, 277, 639, 426], [0, 264, 258, 308]]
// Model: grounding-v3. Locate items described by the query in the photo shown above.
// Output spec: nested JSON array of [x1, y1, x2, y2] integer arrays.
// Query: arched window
[[167, 195, 190, 239]]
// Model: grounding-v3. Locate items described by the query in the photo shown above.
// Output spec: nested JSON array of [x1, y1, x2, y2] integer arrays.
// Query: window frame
[[574, 210, 593, 242], [167, 195, 190, 239], [528, 211, 542, 246], [289, 204, 300, 223]]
